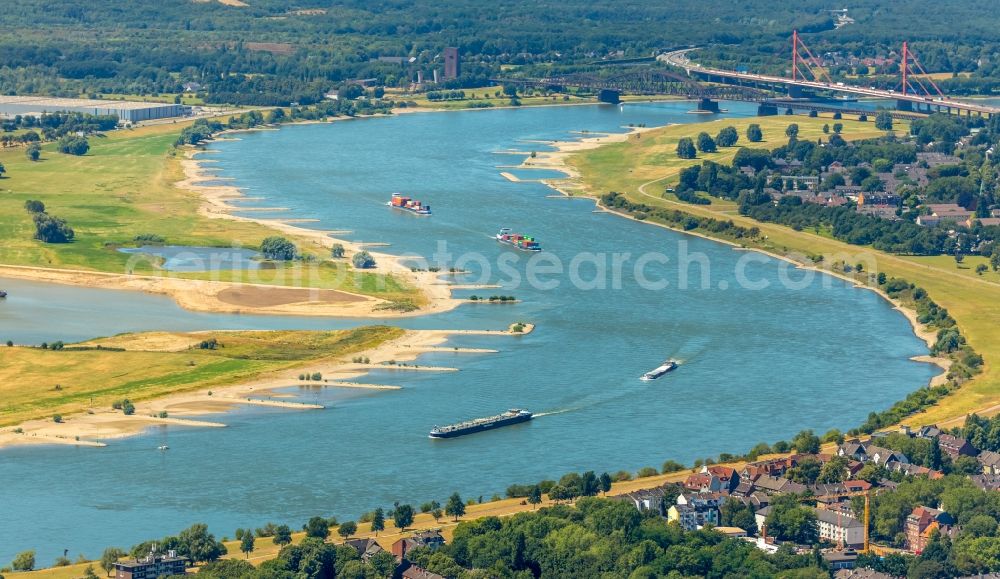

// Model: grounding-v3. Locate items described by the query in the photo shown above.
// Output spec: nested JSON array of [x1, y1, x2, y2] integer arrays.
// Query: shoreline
[[0, 324, 534, 450], [530, 125, 952, 393]]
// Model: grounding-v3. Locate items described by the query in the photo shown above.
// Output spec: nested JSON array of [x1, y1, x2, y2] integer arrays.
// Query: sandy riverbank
[[530, 125, 953, 392], [0, 325, 534, 450]]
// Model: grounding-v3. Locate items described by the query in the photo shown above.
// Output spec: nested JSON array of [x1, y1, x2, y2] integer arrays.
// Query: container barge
[[429, 408, 533, 439], [387, 193, 431, 215], [640, 360, 678, 381], [496, 228, 541, 252]]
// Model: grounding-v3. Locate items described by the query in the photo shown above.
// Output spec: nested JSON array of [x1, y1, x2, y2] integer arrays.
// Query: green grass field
[[0, 327, 403, 427], [0, 122, 419, 300], [568, 114, 1000, 427]]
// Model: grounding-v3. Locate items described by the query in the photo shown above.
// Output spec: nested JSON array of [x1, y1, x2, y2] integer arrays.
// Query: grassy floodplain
[[564, 114, 1000, 427], [0, 327, 404, 428], [0, 120, 418, 302]]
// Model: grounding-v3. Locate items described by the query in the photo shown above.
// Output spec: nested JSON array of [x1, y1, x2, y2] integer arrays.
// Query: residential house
[[858, 192, 901, 207], [344, 538, 386, 563], [669, 493, 723, 530], [816, 509, 865, 547], [916, 425, 942, 439], [970, 474, 1000, 491], [885, 461, 943, 479], [752, 475, 807, 495], [618, 487, 667, 515], [391, 531, 445, 561], [837, 440, 867, 461], [916, 152, 961, 167], [918, 204, 974, 227], [938, 434, 977, 459], [978, 451, 1000, 475], [905, 506, 955, 553], [742, 457, 797, 481], [114, 550, 187, 579], [703, 465, 739, 492], [401, 565, 446, 579], [824, 549, 860, 571], [969, 216, 1000, 228]]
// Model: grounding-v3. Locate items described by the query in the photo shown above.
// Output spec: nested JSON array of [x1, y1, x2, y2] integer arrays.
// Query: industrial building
[[0, 96, 188, 123], [443, 47, 460, 79]]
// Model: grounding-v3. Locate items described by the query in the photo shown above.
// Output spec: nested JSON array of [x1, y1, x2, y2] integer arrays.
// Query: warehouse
[[0, 96, 188, 123]]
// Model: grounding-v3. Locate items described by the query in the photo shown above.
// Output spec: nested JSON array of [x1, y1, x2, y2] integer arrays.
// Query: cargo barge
[[387, 193, 431, 215], [640, 360, 678, 381], [429, 408, 533, 439], [496, 228, 541, 252]]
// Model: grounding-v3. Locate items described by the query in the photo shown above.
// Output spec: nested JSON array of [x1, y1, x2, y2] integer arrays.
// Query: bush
[[352, 251, 376, 269], [53, 414, 63, 423], [122, 400, 135, 415], [57, 136, 90, 155], [23, 200, 45, 213], [331, 243, 345, 258], [260, 236, 297, 260], [33, 213, 75, 243]]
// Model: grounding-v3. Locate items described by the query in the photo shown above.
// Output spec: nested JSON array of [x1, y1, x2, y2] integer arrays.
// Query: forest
[[3, 0, 1000, 105]]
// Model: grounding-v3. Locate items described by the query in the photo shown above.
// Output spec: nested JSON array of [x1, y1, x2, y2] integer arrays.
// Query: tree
[[240, 533, 255, 559], [369, 551, 397, 579], [337, 521, 357, 539], [791, 429, 821, 454], [930, 437, 943, 470], [833, 123, 843, 134], [273, 525, 292, 546], [100, 547, 125, 576], [83, 565, 99, 579], [393, 503, 414, 530], [716, 126, 738, 147], [527, 485, 542, 508], [446, 492, 466, 521], [178, 523, 226, 563], [875, 111, 894, 131], [785, 124, 799, 139], [12, 550, 36, 571], [304, 516, 330, 539], [822, 124, 829, 134], [331, 243, 345, 258], [696, 132, 717, 153], [57, 135, 90, 155], [599, 472, 612, 494], [746, 124, 763, 142], [26, 143, 41, 161], [371, 507, 385, 536], [260, 236, 297, 261], [352, 250, 376, 269], [676, 137, 697, 159], [833, 111, 843, 120]]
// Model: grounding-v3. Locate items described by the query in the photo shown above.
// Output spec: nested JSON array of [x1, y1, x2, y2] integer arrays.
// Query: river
[[0, 101, 936, 563]]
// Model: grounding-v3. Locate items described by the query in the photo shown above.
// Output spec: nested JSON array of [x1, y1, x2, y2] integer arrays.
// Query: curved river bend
[[0, 102, 936, 562]]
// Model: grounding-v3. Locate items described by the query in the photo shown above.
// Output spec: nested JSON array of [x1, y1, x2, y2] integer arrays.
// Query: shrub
[[352, 251, 376, 269], [23, 200, 45, 213], [53, 414, 63, 423], [331, 243, 345, 258], [33, 213, 75, 243], [260, 236, 297, 260], [57, 136, 90, 155], [121, 400, 135, 415]]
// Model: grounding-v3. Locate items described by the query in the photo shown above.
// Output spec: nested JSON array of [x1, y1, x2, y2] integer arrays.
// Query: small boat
[[496, 228, 542, 252], [640, 360, 678, 381], [157, 445, 169, 451], [0, 290, 6, 298], [430, 409, 533, 439], [387, 193, 431, 215]]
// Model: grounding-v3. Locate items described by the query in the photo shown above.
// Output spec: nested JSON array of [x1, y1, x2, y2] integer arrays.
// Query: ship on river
[[496, 228, 542, 251], [429, 408, 533, 439], [387, 193, 431, 215], [640, 360, 678, 381]]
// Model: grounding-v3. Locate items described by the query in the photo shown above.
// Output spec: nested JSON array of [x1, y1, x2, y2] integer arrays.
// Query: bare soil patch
[[216, 286, 366, 307]]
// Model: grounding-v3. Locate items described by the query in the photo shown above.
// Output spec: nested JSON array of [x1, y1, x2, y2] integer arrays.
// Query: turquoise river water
[[0, 101, 937, 562]]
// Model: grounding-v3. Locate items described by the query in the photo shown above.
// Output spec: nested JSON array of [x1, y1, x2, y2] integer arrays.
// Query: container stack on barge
[[496, 228, 542, 252], [387, 193, 432, 215], [429, 409, 533, 438]]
